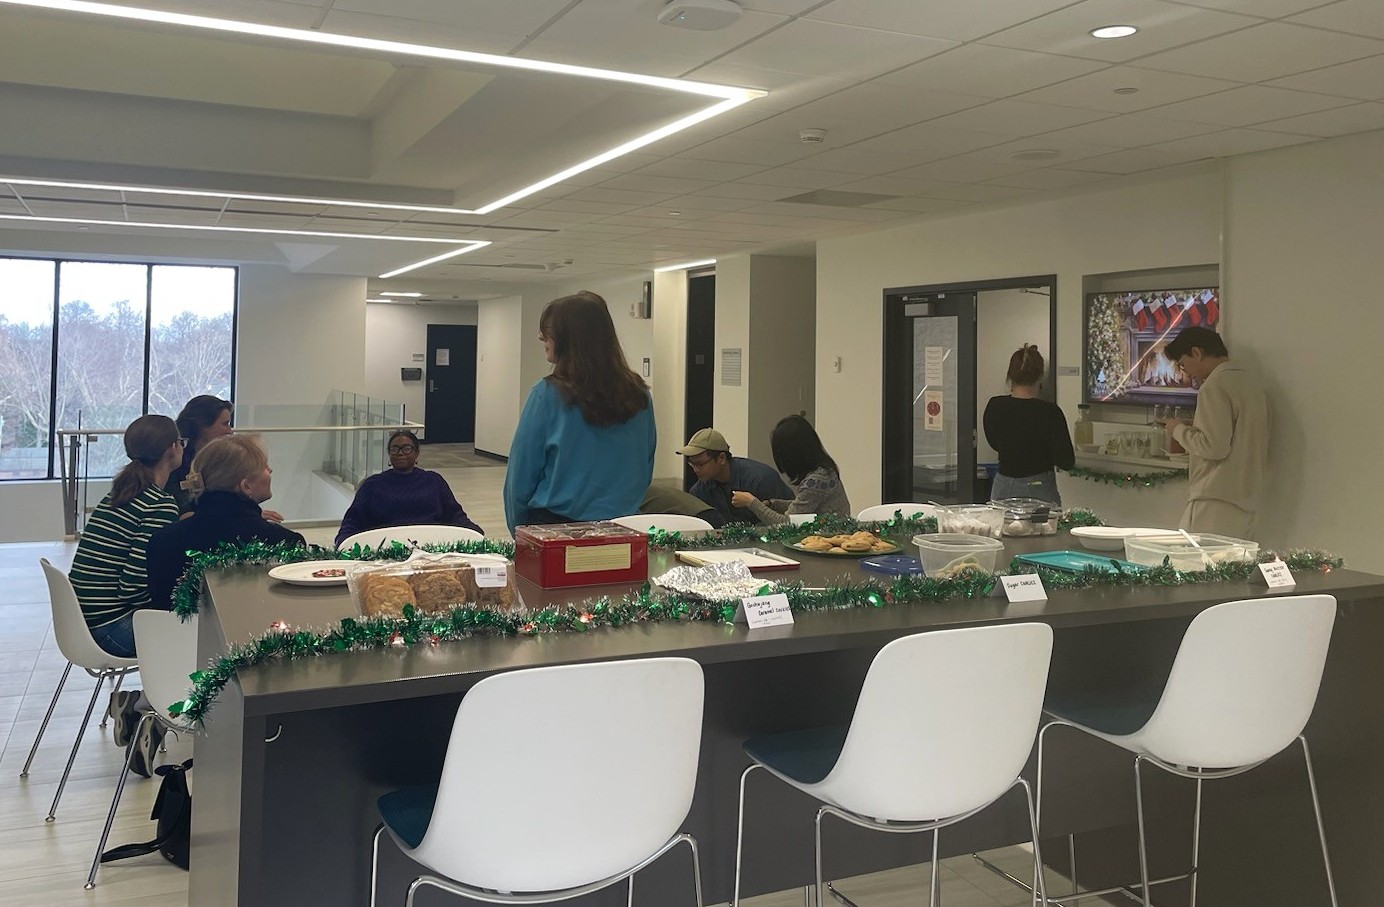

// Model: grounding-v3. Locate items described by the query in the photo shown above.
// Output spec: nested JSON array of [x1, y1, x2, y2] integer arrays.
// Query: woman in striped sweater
[[69, 414, 184, 659]]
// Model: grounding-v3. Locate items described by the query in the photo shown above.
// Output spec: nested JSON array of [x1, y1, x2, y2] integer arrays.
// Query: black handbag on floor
[[101, 758, 193, 870]]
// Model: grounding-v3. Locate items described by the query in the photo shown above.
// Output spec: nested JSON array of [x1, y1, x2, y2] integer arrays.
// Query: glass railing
[[56, 391, 416, 535]]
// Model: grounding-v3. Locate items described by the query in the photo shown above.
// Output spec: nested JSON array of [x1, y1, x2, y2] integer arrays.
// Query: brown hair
[[174, 394, 232, 450], [539, 290, 649, 426], [1164, 326, 1228, 361], [110, 414, 179, 507], [1007, 344, 1045, 386], [182, 434, 269, 500]]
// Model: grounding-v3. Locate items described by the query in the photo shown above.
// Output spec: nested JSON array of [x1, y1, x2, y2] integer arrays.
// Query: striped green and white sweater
[[70, 485, 180, 632]]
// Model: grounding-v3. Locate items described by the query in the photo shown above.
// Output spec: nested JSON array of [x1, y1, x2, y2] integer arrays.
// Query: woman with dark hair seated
[[730, 415, 851, 525], [146, 434, 304, 610], [167, 394, 233, 513], [503, 291, 655, 532], [334, 430, 483, 546]]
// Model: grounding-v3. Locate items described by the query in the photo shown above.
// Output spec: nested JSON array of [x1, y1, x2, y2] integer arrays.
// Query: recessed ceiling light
[[668, 211, 682, 216], [0, 0, 766, 216], [1009, 149, 1061, 161], [1113, 87, 1141, 95], [1090, 25, 1138, 39], [654, 258, 716, 272]]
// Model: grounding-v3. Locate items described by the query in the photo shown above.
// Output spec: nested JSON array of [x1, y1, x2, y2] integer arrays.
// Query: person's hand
[[1160, 418, 1186, 436], [730, 491, 758, 508], [262, 509, 285, 523]]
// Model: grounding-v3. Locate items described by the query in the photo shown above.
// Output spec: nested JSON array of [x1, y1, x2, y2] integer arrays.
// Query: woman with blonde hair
[[145, 434, 303, 609], [982, 344, 1074, 505]]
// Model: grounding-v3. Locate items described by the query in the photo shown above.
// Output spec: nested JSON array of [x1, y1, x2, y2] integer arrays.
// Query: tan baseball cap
[[676, 428, 730, 456]]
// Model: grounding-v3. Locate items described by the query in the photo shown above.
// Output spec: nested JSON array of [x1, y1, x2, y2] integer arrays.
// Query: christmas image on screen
[[1084, 287, 1220, 406]]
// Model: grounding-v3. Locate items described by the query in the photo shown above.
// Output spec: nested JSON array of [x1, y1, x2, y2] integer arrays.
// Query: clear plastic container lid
[[990, 497, 1062, 522]]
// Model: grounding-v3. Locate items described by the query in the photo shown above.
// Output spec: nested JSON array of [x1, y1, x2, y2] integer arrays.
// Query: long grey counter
[[189, 535, 1384, 906]]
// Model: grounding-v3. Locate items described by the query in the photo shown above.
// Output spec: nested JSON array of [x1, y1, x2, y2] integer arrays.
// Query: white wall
[[975, 287, 1053, 463], [817, 168, 1224, 512], [1223, 130, 1384, 571], [363, 301, 478, 425], [713, 255, 752, 457], [748, 256, 817, 465], [475, 294, 522, 457], [651, 271, 689, 480]]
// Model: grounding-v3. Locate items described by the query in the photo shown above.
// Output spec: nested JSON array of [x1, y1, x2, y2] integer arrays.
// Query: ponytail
[[110, 414, 180, 507], [1006, 344, 1045, 386]]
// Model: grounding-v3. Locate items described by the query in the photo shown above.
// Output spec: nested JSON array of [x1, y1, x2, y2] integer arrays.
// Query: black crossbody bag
[[100, 758, 193, 870]]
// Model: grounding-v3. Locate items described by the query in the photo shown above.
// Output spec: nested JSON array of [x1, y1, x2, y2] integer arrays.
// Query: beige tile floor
[[0, 455, 1110, 905]]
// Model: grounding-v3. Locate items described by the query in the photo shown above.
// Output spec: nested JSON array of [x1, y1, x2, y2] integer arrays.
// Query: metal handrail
[[55, 421, 423, 536]]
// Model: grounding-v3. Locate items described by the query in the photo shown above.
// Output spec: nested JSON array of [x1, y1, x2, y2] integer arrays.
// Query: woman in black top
[[982, 344, 1074, 505], [146, 434, 304, 609]]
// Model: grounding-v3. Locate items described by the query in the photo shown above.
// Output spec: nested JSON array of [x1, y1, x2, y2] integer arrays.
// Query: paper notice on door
[[435, 349, 450, 366], [925, 346, 944, 386], [924, 389, 944, 432]]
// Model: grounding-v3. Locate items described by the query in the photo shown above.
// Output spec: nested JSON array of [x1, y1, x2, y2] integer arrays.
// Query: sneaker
[[126, 721, 151, 779], [135, 719, 166, 777], [108, 690, 142, 748]]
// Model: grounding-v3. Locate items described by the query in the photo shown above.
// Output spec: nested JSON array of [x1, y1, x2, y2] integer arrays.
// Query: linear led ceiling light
[[379, 292, 423, 297], [0, 212, 488, 245], [654, 258, 717, 272], [0, 0, 766, 215], [380, 247, 488, 279]]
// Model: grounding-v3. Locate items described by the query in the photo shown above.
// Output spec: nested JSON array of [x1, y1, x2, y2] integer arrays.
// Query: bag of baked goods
[[346, 552, 518, 618]]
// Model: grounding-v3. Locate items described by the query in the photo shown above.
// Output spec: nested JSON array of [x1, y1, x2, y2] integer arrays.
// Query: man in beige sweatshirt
[[1159, 327, 1269, 539]]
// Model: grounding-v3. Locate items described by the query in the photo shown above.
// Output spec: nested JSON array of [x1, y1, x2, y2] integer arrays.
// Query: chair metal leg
[[1299, 736, 1340, 907], [1188, 776, 1202, 907], [681, 832, 705, 907], [369, 824, 385, 907], [1132, 756, 1152, 907], [1017, 776, 1049, 907], [814, 807, 827, 907], [85, 714, 150, 889], [100, 672, 126, 730], [929, 830, 941, 907], [627, 873, 635, 907], [731, 763, 763, 907], [47, 673, 105, 821], [20, 661, 73, 778]]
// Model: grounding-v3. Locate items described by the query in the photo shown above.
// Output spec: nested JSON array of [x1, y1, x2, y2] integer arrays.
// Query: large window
[[0, 257, 236, 480]]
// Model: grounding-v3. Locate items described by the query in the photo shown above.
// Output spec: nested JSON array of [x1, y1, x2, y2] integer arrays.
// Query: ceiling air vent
[[778, 189, 898, 208]]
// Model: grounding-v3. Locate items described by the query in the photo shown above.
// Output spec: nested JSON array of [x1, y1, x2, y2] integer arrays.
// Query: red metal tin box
[[513, 521, 650, 589]]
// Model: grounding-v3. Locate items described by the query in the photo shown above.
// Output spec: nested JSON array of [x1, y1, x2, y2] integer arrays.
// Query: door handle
[[429, 380, 436, 393]]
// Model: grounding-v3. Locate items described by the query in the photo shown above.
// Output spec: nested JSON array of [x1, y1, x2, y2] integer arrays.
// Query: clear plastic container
[[345, 553, 517, 617], [912, 533, 1005, 578], [1123, 533, 1260, 571], [935, 503, 1005, 539], [991, 497, 1062, 537]]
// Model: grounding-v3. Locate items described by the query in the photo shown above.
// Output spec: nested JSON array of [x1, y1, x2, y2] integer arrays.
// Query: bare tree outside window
[[0, 256, 236, 480]]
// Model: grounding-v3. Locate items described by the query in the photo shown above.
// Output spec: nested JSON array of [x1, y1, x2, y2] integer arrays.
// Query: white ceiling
[[1, 0, 1382, 296]]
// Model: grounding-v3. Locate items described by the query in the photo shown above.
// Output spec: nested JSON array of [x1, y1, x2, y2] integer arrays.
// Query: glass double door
[[882, 291, 977, 505]]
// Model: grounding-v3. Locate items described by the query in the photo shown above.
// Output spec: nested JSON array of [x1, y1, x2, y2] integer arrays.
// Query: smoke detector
[[799, 128, 828, 144], [658, 0, 743, 31]]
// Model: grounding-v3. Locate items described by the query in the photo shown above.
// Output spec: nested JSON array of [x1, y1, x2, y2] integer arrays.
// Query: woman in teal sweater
[[504, 291, 655, 533]]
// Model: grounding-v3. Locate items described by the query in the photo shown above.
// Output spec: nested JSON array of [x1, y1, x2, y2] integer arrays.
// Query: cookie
[[407, 568, 470, 613], [361, 574, 414, 618]]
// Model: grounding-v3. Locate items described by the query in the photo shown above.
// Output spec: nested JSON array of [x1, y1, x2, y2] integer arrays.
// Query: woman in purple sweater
[[334, 431, 483, 546]]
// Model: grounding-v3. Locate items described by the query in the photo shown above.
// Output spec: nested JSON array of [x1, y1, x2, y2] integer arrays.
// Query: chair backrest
[[1137, 594, 1336, 767], [336, 524, 483, 551], [610, 513, 714, 533], [815, 623, 1052, 822], [40, 558, 137, 670], [132, 611, 200, 733], [857, 502, 937, 522], [411, 657, 705, 892]]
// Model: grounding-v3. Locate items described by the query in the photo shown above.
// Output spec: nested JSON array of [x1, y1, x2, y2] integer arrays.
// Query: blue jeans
[[89, 613, 137, 658], [990, 470, 1061, 506]]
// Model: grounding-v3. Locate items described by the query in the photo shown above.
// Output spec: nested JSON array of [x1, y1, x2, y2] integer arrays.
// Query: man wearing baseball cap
[[677, 427, 792, 525]]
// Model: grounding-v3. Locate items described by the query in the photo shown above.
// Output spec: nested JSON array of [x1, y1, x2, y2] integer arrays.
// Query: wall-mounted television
[[1083, 286, 1220, 406]]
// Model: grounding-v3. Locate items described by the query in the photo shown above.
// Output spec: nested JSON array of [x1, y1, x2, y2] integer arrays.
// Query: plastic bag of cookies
[[346, 552, 518, 618]]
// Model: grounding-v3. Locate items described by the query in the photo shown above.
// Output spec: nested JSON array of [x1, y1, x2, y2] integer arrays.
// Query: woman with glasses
[[167, 394, 233, 513], [504, 291, 655, 532], [334, 430, 483, 546]]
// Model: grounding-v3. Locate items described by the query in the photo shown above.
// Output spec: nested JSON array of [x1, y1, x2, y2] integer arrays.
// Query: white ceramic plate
[[1069, 526, 1168, 552], [267, 560, 351, 586]]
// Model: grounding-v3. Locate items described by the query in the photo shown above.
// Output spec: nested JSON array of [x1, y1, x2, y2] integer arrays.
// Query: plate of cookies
[[268, 560, 351, 586], [788, 531, 900, 557]]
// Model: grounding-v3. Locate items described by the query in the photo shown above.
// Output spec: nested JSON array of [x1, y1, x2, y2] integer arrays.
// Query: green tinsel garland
[[1008, 548, 1344, 591], [647, 511, 938, 550], [1063, 465, 1187, 489]]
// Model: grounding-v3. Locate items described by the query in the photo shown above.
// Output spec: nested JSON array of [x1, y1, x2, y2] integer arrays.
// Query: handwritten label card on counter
[[736, 593, 795, 629], [1253, 560, 1296, 590], [999, 574, 1048, 603]]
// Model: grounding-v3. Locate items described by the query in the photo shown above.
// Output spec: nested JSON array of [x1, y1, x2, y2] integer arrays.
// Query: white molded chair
[[86, 610, 200, 889], [611, 513, 714, 533], [337, 524, 484, 552], [371, 657, 706, 907], [1037, 594, 1339, 907], [857, 502, 937, 522], [21, 559, 140, 821], [732, 623, 1054, 907]]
